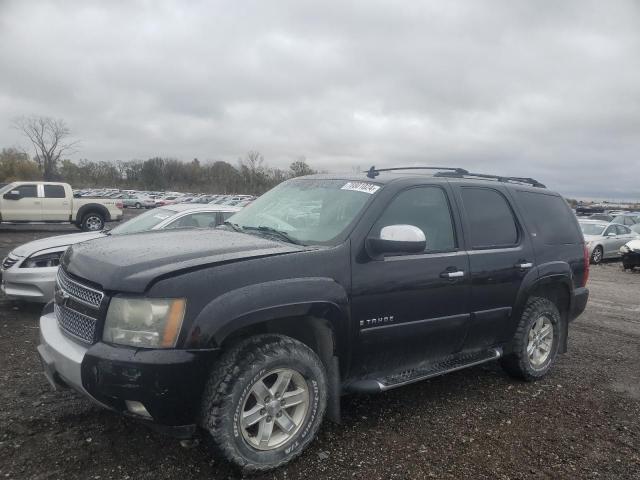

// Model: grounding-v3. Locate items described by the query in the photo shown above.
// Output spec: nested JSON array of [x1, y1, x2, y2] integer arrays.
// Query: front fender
[[187, 277, 350, 349]]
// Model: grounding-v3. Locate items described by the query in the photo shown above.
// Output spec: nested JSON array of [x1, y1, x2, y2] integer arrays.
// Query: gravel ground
[[0, 215, 639, 479]]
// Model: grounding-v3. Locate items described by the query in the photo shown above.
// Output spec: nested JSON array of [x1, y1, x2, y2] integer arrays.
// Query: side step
[[347, 348, 502, 393]]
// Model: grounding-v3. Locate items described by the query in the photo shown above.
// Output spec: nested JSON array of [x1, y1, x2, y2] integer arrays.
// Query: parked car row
[[577, 216, 640, 264], [73, 188, 258, 209]]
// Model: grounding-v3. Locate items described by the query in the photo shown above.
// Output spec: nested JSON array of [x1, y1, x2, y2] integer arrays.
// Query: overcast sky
[[1, 1, 639, 199]]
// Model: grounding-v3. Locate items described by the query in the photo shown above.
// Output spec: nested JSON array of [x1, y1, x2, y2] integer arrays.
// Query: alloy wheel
[[527, 316, 554, 368], [239, 368, 310, 451]]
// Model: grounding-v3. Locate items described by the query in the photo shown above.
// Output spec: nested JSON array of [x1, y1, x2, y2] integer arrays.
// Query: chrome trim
[[57, 268, 104, 308], [377, 348, 502, 391], [54, 304, 97, 344]]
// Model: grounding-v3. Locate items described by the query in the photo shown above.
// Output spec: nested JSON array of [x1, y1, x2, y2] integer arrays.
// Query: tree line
[[0, 147, 317, 194], [1, 116, 317, 194]]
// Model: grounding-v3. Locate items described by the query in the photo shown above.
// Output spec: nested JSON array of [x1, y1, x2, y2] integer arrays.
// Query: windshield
[[579, 222, 607, 236], [110, 207, 176, 235], [225, 178, 380, 245]]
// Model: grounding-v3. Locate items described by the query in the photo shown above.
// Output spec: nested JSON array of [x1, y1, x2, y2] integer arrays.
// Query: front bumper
[[621, 250, 640, 269], [1, 266, 57, 303], [38, 312, 217, 437]]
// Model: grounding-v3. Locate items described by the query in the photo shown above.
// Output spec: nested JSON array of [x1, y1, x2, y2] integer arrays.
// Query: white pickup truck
[[0, 181, 123, 231]]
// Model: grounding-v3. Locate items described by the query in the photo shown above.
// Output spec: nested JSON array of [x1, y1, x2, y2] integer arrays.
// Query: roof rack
[[364, 166, 546, 188]]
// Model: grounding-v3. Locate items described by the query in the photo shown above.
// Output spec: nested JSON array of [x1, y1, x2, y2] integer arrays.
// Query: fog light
[[125, 400, 152, 419]]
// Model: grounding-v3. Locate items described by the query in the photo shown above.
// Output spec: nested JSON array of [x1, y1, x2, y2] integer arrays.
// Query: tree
[[289, 158, 316, 177], [0, 148, 41, 181], [13, 116, 78, 180]]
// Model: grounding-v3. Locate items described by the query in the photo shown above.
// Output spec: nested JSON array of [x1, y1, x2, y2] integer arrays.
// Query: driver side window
[[372, 186, 456, 252]]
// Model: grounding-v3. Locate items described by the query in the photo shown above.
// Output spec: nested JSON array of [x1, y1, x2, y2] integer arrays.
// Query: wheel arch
[[513, 273, 572, 354], [189, 278, 350, 423], [76, 203, 110, 223]]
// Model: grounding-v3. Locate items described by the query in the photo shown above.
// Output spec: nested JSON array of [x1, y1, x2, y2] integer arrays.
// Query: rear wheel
[[200, 334, 327, 472], [80, 212, 104, 231], [501, 297, 561, 381], [591, 246, 603, 264], [135, 202, 142, 209]]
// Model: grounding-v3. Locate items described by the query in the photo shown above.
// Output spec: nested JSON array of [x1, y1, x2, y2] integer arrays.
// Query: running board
[[347, 348, 502, 393]]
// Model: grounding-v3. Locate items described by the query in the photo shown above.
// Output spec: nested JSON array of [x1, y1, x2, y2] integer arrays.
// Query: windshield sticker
[[153, 213, 171, 220], [341, 182, 380, 194]]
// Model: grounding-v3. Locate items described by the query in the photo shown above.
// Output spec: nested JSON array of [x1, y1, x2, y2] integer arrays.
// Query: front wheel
[[200, 335, 327, 472], [80, 212, 105, 231], [591, 246, 603, 264], [501, 297, 561, 381], [135, 202, 142, 209]]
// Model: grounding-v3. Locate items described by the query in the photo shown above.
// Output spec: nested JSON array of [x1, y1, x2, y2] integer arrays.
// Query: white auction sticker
[[341, 182, 380, 194]]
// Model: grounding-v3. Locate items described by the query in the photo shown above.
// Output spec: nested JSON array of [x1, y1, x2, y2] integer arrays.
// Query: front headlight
[[22, 251, 63, 268], [104, 297, 186, 348]]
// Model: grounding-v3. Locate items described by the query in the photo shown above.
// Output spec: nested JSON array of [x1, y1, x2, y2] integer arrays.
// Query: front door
[[2, 184, 41, 221], [40, 184, 69, 221], [351, 185, 470, 378]]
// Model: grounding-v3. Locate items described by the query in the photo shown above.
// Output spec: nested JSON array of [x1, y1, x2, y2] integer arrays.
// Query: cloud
[[1, 0, 639, 199]]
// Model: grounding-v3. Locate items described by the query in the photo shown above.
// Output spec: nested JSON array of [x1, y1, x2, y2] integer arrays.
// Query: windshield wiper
[[243, 225, 302, 245], [222, 221, 244, 232]]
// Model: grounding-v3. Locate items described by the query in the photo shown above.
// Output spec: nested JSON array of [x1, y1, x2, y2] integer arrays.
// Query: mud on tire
[[199, 334, 327, 472], [501, 296, 562, 382]]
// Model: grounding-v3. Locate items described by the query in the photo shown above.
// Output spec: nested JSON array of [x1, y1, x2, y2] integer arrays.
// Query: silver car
[[121, 194, 155, 209], [579, 219, 640, 264], [1, 204, 241, 302]]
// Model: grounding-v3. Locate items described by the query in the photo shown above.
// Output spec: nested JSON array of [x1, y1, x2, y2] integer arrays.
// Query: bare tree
[[13, 116, 78, 180]]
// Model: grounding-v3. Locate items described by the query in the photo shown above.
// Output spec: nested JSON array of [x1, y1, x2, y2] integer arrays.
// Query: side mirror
[[3, 190, 21, 200], [606, 231, 617, 237], [366, 225, 426, 258]]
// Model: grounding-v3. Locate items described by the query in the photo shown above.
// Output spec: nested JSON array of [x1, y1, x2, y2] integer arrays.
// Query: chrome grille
[[2, 254, 19, 270], [57, 268, 104, 307], [54, 304, 97, 344]]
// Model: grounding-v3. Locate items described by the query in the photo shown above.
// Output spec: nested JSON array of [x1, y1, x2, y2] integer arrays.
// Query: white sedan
[[1, 204, 241, 303]]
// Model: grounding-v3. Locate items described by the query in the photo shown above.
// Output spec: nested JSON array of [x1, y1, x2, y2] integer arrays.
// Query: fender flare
[[191, 277, 350, 353], [511, 262, 574, 353], [76, 203, 110, 224]]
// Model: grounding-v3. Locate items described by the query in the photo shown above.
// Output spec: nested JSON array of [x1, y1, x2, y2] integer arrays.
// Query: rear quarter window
[[516, 191, 581, 245]]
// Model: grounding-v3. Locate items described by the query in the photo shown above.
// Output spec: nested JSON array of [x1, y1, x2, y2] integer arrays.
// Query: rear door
[[1, 184, 41, 221], [453, 185, 536, 350], [40, 184, 70, 221]]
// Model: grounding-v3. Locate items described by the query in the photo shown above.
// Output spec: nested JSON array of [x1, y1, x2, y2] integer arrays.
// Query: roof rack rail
[[365, 166, 546, 188], [365, 166, 469, 178]]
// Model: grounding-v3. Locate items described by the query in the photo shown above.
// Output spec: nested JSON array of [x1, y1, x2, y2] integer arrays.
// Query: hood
[[625, 239, 640, 252], [62, 229, 310, 293], [12, 231, 106, 258]]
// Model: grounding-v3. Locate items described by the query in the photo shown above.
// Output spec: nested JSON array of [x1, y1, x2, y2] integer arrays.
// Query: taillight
[[116, 201, 123, 209], [582, 244, 590, 287]]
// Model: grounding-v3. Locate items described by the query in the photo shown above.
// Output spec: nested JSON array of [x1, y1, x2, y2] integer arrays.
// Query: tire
[[591, 246, 603, 264], [135, 202, 141, 209], [200, 334, 327, 472], [80, 212, 105, 231], [501, 297, 561, 381]]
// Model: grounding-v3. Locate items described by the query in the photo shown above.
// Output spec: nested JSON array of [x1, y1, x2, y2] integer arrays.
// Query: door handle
[[440, 270, 465, 278], [515, 262, 533, 269]]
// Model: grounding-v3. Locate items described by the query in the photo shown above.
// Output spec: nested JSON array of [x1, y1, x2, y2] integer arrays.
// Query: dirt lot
[[0, 215, 638, 479]]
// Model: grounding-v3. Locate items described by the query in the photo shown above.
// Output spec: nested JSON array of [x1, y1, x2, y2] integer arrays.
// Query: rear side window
[[616, 225, 631, 235], [15, 184, 38, 198], [44, 185, 66, 198], [460, 187, 518, 248], [516, 191, 580, 245]]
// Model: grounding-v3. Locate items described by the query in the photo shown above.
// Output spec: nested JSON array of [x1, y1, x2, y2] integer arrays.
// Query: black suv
[[38, 167, 589, 472]]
